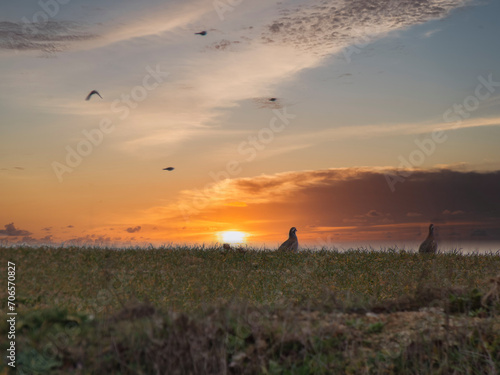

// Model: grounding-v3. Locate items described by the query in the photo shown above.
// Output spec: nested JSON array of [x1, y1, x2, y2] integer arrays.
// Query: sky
[[1, 0, 500, 250]]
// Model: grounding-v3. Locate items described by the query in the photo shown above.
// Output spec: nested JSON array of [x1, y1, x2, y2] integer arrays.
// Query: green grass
[[2, 246, 499, 314], [0, 246, 499, 374]]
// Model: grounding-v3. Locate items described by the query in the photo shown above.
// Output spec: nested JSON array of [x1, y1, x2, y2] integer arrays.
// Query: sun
[[220, 231, 246, 244]]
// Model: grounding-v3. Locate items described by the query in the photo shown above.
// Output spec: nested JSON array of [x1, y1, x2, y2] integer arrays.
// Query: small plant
[[448, 288, 483, 314], [366, 321, 385, 334]]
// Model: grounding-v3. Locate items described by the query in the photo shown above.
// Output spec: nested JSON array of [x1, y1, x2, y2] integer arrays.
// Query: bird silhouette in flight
[[85, 90, 103, 101], [418, 223, 437, 254], [278, 227, 298, 252], [163, 167, 175, 171], [195, 31, 207, 36], [269, 98, 277, 102]]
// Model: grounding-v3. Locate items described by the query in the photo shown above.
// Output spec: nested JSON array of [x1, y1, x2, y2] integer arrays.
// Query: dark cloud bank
[[0, 223, 32, 236], [201, 167, 500, 242]]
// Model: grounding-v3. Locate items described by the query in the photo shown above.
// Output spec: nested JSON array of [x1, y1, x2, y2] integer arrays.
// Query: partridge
[[418, 223, 437, 254], [278, 227, 298, 252]]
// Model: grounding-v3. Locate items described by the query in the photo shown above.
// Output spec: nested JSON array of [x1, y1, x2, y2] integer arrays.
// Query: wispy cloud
[[1, 0, 479, 160], [0, 21, 96, 54], [422, 28, 441, 38], [262, 0, 472, 55], [268, 116, 500, 148], [88, 1, 213, 50]]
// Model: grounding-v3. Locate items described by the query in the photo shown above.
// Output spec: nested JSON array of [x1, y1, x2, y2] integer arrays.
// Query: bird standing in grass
[[419, 223, 437, 254], [85, 90, 103, 101], [278, 227, 298, 252]]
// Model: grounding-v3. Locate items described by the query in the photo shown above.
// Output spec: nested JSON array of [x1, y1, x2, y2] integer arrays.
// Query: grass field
[[1, 246, 499, 374]]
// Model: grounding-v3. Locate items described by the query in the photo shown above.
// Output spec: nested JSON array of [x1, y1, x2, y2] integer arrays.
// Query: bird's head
[[290, 227, 297, 236], [429, 224, 434, 233]]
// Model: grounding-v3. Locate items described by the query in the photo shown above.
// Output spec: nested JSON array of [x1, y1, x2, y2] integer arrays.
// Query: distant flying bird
[[85, 90, 102, 101], [419, 224, 437, 254], [163, 167, 175, 171], [251, 97, 283, 110], [278, 227, 298, 252], [195, 31, 207, 36]]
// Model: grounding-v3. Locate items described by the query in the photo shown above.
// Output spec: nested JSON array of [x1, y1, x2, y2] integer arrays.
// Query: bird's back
[[278, 235, 298, 252], [418, 237, 437, 254]]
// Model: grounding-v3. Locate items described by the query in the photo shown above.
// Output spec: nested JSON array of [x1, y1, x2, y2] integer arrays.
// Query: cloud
[[42, 0, 477, 155], [422, 28, 441, 38], [366, 210, 383, 218], [343, 209, 393, 225], [92, 1, 212, 50], [144, 166, 500, 243], [125, 226, 141, 233], [0, 21, 96, 54], [262, 0, 472, 55], [0, 167, 25, 171], [442, 209, 465, 215], [18, 236, 38, 244], [0, 223, 32, 237], [284, 116, 500, 146], [225, 202, 248, 207], [204, 39, 242, 52], [0, 0, 479, 162], [471, 229, 488, 238], [63, 235, 114, 246]]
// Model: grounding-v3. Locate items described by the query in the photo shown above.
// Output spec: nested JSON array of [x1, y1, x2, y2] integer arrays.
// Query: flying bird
[[252, 97, 283, 109], [163, 167, 175, 171], [85, 90, 103, 101], [195, 31, 207, 36], [278, 227, 298, 252], [418, 224, 437, 254]]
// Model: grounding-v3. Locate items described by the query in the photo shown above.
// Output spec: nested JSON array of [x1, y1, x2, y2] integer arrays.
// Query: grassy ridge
[[0, 246, 499, 374], [1, 246, 499, 313]]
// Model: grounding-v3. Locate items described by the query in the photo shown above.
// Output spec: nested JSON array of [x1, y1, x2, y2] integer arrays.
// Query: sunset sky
[[1, 0, 500, 250]]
